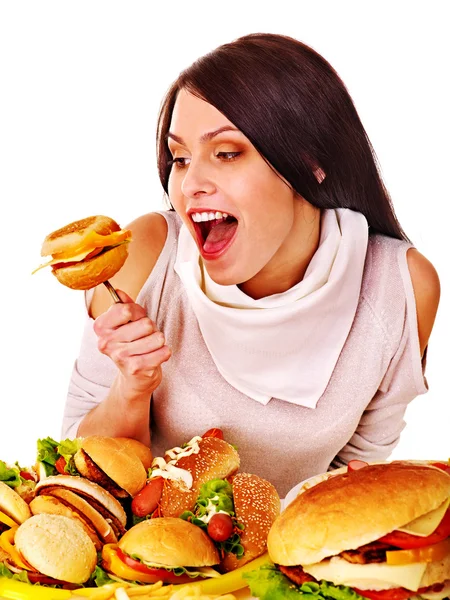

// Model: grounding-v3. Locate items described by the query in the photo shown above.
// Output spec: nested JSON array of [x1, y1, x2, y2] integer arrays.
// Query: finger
[[110, 317, 157, 343], [123, 346, 171, 373], [115, 289, 135, 304], [94, 302, 147, 333], [126, 331, 166, 356]]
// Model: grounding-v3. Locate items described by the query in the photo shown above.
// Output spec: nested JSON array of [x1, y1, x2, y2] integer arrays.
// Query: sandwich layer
[[268, 462, 450, 566]]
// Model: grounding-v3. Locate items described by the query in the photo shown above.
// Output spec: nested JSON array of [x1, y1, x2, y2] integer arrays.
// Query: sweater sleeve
[[330, 243, 429, 469], [61, 316, 118, 439]]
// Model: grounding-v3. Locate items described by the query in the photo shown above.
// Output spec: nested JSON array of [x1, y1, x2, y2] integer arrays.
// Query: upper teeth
[[191, 211, 229, 223]]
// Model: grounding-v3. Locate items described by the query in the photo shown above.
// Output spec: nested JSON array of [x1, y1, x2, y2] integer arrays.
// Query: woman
[[62, 33, 440, 496]]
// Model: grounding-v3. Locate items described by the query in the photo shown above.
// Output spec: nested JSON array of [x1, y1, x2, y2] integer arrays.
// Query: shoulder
[[90, 212, 168, 318], [406, 248, 440, 356]]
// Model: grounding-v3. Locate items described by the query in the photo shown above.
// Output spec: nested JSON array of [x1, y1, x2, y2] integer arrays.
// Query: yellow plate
[[0, 554, 270, 599]]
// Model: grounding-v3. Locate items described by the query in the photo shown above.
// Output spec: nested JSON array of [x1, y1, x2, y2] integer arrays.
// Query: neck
[[238, 203, 321, 300]]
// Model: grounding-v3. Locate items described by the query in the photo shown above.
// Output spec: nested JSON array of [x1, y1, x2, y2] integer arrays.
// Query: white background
[[0, 2, 448, 469]]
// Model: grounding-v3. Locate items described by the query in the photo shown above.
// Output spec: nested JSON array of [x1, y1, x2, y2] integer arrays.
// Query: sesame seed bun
[[118, 517, 220, 567], [220, 473, 281, 573], [15, 513, 97, 584], [0, 481, 31, 525], [159, 437, 240, 518], [74, 436, 147, 497], [268, 462, 450, 566]]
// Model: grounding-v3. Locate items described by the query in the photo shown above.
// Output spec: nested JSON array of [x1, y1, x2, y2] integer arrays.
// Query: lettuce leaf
[[0, 562, 32, 583], [0, 460, 21, 487], [243, 565, 367, 600], [181, 478, 244, 559], [36, 436, 82, 476]]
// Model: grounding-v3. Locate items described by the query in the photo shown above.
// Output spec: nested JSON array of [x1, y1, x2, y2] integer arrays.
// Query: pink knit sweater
[[62, 211, 427, 496]]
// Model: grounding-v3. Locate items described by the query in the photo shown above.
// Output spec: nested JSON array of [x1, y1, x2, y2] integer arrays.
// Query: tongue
[[203, 219, 238, 254]]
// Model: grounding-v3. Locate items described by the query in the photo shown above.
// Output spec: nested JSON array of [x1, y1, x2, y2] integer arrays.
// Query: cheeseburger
[[33, 215, 132, 290], [245, 462, 450, 600], [101, 517, 220, 584]]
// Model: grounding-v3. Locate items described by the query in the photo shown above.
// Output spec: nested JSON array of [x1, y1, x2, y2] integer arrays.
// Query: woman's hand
[[93, 289, 171, 399]]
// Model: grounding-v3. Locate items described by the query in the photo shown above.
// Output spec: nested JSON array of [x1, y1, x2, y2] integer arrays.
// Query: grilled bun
[[159, 437, 240, 518], [114, 437, 153, 471], [119, 517, 219, 567], [15, 513, 97, 584], [268, 462, 450, 566], [29, 495, 103, 550], [53, 244, 128, 290], [220, 473, 281, 573], [74, 436, 147, 497], [0, 481, 31, 525]]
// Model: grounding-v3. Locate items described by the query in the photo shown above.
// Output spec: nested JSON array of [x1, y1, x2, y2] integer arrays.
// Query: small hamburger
[[245, 462, 450, 600], [32, 474, 127, 548], [182, 473, 280, 573], [33, 215, 132, 290], [0, 513, 97, 585], [73, 436, 148, 498], [101, 517, 221, 584]]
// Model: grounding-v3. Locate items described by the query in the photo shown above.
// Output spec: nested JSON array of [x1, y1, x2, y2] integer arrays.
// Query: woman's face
[[167, 89, 318, 292]]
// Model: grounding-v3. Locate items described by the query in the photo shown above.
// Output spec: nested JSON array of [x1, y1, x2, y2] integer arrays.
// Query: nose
[[180, 159, 216, 199]]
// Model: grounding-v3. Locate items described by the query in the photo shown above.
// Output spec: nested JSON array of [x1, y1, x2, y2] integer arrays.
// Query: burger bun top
[[268, 462, 450, 566], [0, 481, 31, 525]]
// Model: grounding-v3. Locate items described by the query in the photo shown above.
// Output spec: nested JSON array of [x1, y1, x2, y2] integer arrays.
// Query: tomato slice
[[27, 572, 65, 585], [432, 462, 450, 475], [386, 537, 450, 564], [55, 456, 67, 475], [379, 509, 450, 548], [202, 428, 224, 440], [19, 471, 36, 482], [116, 548, 199, 584], [353, 587, 414, 600]]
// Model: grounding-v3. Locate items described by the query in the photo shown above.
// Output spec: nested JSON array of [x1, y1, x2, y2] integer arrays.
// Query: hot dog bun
[[36, 215, 131, 290], [159, 437, 240, 518], [220, 472, 281, 572]]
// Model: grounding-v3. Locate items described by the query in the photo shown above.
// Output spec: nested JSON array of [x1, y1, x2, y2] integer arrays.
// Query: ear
[[314, 167, 326, 183]]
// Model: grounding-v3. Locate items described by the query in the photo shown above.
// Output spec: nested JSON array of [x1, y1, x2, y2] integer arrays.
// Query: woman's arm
[[71, 212, 170, 443]]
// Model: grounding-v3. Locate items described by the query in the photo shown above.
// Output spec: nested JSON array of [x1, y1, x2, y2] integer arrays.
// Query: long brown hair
[[157, 33, 408, 240]]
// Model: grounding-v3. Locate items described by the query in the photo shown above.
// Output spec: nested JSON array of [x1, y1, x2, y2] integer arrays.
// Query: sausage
[[131, 477, 164, 517]]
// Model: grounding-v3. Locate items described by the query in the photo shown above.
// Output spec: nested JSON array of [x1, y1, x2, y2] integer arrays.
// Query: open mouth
[[190, 211, 238, 256]]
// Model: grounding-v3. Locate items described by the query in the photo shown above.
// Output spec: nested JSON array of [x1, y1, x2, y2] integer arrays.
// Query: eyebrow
[[166, 126, 240, 145]]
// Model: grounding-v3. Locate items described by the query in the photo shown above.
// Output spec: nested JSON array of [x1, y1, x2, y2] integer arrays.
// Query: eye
[[216, 151, 241, 161], [168, 157, 191, 169]]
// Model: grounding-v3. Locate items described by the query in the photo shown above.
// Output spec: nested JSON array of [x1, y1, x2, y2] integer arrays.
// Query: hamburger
[[0, 481, 31, 533], [131, 431, 240, 521], [101, 517, 221, 585], [0, 459, 37, 504], [73, 436, 148, 498], [31, 474, 127, 548], [33, 215, 132, 290], [245, 462, 450, 600], [0, 513, 97, 585]]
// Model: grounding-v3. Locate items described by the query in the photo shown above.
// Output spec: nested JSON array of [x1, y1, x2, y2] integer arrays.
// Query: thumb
[[115, 289, 135, 304]]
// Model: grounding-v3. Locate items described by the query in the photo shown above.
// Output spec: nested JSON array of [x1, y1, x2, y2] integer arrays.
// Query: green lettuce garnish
[[36, 436, 82, 476], [181, 478, 244, 559], [0, 563, 32, 584], [0, 461, 21, 487], [243, 564, 368, 600]]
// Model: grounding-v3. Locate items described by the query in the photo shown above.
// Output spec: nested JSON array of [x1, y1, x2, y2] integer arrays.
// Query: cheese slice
[[141, 559, 221, 578], [303, 556, 427, 591], [0, 510, 17, 528], [398, 497, 450, 537]]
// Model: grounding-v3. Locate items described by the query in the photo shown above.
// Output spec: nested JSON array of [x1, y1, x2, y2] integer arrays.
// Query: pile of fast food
[[0, 429, 280, 599]]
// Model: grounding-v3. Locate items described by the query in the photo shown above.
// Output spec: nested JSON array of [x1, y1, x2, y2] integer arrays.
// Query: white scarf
[[174, 208, 369, 408]]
